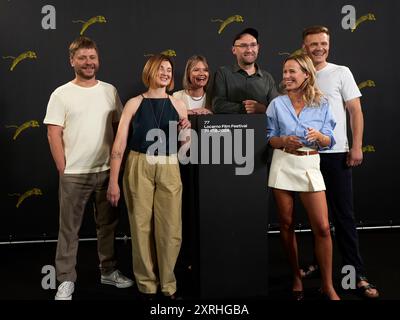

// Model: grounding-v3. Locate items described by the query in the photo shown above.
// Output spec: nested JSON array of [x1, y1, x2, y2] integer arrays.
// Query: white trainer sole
[[100, 279, 134, 288]]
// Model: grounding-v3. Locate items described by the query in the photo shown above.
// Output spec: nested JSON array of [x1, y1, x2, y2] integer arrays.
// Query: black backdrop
[[1, 0, 398, 241]]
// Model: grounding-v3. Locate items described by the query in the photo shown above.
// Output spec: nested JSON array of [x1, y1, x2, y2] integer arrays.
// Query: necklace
[[147, 96, 167, 144], [188, 90, 205, 101]]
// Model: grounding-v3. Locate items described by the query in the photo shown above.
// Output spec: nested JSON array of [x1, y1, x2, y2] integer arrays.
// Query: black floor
[[1, 229, 399, 301]]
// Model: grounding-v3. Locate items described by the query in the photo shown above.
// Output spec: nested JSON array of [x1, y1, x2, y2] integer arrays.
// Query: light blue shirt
[[266, 95, 336, 150]]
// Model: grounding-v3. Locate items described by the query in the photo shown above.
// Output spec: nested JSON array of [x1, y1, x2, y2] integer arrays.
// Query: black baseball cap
[[232, 27, 259, 45]]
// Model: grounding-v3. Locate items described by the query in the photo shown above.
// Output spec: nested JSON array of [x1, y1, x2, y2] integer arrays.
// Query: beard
[[239, 54, 257, 66], [75, 65, 98, 80]]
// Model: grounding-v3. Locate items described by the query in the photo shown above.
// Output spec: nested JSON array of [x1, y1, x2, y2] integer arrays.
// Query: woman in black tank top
[[106, 54, 190, 300]]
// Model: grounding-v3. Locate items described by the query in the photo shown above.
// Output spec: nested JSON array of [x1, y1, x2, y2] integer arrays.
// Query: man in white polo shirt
[[302, 25, 379, 299], [44, 37, 133, 300]]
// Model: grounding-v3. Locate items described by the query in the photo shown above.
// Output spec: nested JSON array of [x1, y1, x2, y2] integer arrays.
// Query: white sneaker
[[55, 281, 74, 300], [101, 270, 134, 288]]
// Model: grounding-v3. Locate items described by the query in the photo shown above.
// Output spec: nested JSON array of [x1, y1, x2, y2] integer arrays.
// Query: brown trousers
[[123, 151, 182, 296], [56, 170, 118, 282]]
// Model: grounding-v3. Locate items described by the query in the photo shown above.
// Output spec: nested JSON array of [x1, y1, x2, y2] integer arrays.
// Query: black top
[[128, 97, 180, 155]]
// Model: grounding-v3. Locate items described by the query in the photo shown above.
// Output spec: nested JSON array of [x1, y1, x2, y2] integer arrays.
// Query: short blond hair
[[142, 54, 174, 91], [69, 36, 98, 58]]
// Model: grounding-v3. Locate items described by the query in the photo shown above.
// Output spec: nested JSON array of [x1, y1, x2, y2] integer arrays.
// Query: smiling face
[[70, 48, 99, 80], [303, 32, 330, 69], [153, 60, 172, 88], [189, 61, 209, 90], [232, 33, 259, 66], [283, 59, 309, 92]]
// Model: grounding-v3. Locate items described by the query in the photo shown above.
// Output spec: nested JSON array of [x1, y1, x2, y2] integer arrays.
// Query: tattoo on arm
[[111, 151, 122, 160]]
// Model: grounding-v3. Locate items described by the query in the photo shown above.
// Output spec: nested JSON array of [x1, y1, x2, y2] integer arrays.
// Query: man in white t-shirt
[[302, 26, 379, 299], [44, 37, 133, 300]]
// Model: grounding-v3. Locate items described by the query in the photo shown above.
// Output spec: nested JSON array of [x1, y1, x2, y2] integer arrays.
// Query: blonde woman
[[173, 55, 212, 115], [107, 54, 190, 300], [267, 54, 339, 300]]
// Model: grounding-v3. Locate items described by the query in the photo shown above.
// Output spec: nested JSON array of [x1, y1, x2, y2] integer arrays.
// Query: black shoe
[[291, 290, 305, 301], [318, 289, 330, 301], [163, 292, 183, 301], [356, 277, 380, 299], [140, 292, 157, 301]]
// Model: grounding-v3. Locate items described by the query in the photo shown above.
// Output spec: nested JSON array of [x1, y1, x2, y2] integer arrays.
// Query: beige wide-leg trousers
[[123, 151, 182, 296]]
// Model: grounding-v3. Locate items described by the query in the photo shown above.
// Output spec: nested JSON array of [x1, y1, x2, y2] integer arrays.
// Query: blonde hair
[[142, 54, 174, 91], [283, 53, 323, 106], [69, 36, 98, 58], [182, 55, 209, 91]]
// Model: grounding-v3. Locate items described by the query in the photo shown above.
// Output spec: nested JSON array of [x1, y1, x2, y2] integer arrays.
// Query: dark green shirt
[[212, 64, 278, 114]]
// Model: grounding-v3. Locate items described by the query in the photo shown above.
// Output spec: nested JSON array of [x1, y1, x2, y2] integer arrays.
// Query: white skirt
[[268, 149, 326, 192]]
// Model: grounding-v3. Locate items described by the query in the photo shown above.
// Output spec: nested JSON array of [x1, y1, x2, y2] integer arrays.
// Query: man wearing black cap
[[212, 27, 278, 114]]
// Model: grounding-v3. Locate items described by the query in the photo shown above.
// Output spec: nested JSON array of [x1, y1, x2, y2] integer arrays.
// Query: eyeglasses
[[233, 43, 258, 49]]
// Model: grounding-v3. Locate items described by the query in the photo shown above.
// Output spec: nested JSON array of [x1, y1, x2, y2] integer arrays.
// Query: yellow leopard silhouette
[[358, 80, 376, 90], [144, 49, 177, 57], [5, 120, 40, 140], [72, 16, 107, 35], [362, 145, 375, 153], [351, 13, 376, 32], [211, 15, 244, 34], [2, 51, 37, 71], [161, 49, 177, 57], [9, 188, 43, 208], [278, 48, 304, 57]]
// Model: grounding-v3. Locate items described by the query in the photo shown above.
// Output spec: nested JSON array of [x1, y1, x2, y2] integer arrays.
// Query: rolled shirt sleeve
[[318, 100, 336, 150], [266, 98, 279, 143]]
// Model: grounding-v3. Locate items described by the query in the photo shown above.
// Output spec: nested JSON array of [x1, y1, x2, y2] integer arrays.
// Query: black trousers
[[320, 152, 366, 279]]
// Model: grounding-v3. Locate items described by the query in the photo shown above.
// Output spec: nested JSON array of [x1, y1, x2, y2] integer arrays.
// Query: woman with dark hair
[[267, 54, 339, 300], [107, 54, 190, 300]]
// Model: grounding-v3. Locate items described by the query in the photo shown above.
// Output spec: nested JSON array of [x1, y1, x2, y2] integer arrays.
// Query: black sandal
[[357, 281, 379, 299]]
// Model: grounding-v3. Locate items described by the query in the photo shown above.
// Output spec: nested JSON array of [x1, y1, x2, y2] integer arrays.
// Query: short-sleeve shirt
[[316, 63, 362, 153], [43, 81, 122, 174]]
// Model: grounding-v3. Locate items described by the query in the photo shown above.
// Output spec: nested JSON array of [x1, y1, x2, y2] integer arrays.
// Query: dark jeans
[[320, 152, 366, 279]]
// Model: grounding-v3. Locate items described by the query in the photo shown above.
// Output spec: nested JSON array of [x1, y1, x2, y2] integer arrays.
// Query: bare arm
[[47, 125, 65, 174], [170, 96, 191, 147], [170, 96, 190, 128], [107, 96, 141, 206], [346, 97, 364, 166]]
